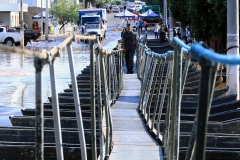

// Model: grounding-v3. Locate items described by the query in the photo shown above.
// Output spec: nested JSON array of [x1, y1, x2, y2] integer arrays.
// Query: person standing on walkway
[[122, 23, 139, 74], [154, 24, 159, 39]]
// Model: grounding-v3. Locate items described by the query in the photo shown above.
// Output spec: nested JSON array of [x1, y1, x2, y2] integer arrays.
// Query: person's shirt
[[122, 31, 137, 50], [154, 26, 159, 32]]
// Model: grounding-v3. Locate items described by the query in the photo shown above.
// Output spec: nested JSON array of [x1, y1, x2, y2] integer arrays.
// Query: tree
[[188, 0, 227, 41], [169, 0, 191, 27], [169, 0, 227, 42], [50, 0, 83, 33]]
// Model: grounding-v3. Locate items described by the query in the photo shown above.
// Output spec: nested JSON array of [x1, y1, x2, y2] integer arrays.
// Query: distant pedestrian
[[176, 28, 181, 38], [139, 20, 143, 32], [135, 22, 138, 31], [122, 24, 139, 74], [144, 20, 147, 31], [160, 29, 166, 43], [154, 24, 159, 39]]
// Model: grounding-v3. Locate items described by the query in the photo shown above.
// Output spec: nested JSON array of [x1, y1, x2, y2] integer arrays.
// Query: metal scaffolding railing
[[0, 33, 124, 160], [136, 35, 240, 160]]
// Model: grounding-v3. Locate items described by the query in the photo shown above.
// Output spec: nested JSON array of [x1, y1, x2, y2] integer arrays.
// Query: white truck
[[78, 9, 107, 42], [0, 27, 21, 46]]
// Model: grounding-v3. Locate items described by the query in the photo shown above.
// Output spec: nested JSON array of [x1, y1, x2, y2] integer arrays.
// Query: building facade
[[0, 0, 52, 29]]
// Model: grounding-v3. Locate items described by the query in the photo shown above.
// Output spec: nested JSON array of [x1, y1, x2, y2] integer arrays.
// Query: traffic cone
[[77, 39, 81, 44], [114, 28, 117, 32]]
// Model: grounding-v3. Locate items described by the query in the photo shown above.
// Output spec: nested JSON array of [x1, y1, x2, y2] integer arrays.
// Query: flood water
[[0, 45, 90, 109]]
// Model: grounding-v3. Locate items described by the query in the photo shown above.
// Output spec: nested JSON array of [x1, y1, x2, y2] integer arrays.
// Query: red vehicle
[[0, 24, 9, 32]]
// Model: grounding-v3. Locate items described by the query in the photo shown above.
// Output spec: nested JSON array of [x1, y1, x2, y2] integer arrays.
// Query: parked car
[[102, 5, 110, 13], [112, 5, 120, 13], [13, 26, 41, 45]]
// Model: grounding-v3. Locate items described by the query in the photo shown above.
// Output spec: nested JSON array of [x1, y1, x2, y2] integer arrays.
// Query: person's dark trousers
[[124, 49, 135, 74], [139, 26, 142, 32], [154, 32, 158, 39]]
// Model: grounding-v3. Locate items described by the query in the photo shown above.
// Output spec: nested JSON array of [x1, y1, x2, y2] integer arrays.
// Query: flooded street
[[0, 12, 123, 126], [0, 45, 90, 109], [0, 33, 122, 126]]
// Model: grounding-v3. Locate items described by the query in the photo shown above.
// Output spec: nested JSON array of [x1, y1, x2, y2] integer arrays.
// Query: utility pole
[[20, 0, 24, 49], [163, 0, 167, 26], [41, 0, 43, 40], [169, 8, 173, 40], [226, 0, 239, 100], [45, 0, 49, 41]]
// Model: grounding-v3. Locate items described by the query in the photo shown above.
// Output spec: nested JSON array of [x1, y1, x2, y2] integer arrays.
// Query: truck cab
[[84, 23, 105, 41], [78, 9, 107, 42], [0, 27, 20, 46]]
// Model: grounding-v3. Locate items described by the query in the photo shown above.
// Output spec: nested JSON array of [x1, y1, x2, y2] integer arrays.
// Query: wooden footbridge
[[0, 32, 240, 160]]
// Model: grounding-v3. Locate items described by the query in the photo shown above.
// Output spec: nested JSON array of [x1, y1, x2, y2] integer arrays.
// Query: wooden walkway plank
[[109, 64, 163, 160]]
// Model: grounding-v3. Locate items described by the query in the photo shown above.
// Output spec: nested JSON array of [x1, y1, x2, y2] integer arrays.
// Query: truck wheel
[[15, 42, 20, 46], [4, 38, 14, 46]]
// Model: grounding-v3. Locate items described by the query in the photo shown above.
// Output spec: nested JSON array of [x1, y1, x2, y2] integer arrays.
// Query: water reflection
[[0, 46, 89, 108]]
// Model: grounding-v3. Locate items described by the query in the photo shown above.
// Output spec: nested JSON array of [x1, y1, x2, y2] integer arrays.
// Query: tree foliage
[[169, 0, 190, 27], [50, 0, 83, 32], [188, 0, 227, 41], [169, 0, 227, 42]]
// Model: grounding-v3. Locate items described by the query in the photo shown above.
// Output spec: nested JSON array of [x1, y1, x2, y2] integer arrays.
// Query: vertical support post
[[100, 54, 110, 160], [181, 53, 191, 97], [150, 58, 164, 129], [163, 0, 167, 26], [67, 42, 87, 160], [148, 58, 162, 129], [34, 57, 44, 160], [45, 0, 49, 40], [194, 57, 219, 160], [145, 57, 157, 123], [41, 0, 43, 39], [20, 0, 24, 49], [169, 46, 182, 160], [226, 0, 239, 100], [156, 58, 171, 139], [90, 40, 97, 160], [107, 55, 111, 102], [139, 53, 151, 111], [169, 9, 174, 39], [96, 52, 104, 160], [48, 53, 64, 160], [164, 55, 174, 158]]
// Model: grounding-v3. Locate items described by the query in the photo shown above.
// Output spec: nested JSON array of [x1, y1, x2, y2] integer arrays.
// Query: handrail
[[137, 35, 240, 160], [191, 42, 240, 64], [0, 33, 124, 160]]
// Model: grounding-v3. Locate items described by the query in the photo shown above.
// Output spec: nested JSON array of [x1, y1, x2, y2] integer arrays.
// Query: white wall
[[17, 0, 51, 8], [10, 11, 19, 26], [0, 0, 11, 3]]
